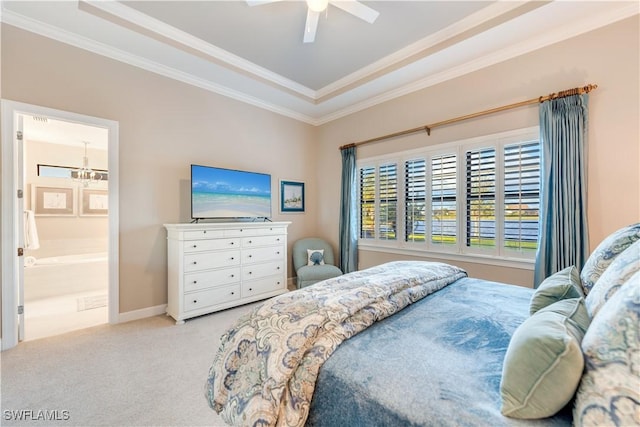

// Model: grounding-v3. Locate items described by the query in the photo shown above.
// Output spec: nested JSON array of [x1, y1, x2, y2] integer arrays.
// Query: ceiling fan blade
[[331, 1, 379, 24], [303, 9, 320, 43], [246, 0, 282, 6]]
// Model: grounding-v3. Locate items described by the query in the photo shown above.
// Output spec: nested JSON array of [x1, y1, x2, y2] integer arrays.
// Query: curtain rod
[[339, 84, 598, 151]]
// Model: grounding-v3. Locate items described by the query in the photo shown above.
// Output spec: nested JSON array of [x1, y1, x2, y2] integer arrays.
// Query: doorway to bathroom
[[1, 100, 119, 349], [22, 116, 110, 340]]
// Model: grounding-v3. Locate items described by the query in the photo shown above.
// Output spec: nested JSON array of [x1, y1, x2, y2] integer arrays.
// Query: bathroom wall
[[24, 139, 108, 258]]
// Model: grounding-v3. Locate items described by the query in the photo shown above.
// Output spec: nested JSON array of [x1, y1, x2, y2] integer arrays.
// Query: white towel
[[24, 210, 40, 250]]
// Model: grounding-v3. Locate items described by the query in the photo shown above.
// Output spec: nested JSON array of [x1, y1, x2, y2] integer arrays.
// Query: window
[[357, 127, 540, 261]]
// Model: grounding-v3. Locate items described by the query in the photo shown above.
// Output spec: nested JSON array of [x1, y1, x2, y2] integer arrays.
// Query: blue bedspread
[[306, 277, 573, 427]]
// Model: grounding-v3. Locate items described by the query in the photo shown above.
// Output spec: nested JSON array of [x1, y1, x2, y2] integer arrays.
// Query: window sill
[[358, 242, 535, 270]]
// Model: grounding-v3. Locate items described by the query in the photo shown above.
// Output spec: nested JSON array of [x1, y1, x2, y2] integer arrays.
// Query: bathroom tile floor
[[24, 291, 108, 341]]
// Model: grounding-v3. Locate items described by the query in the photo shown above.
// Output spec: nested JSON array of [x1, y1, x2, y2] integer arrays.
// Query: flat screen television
[[191, 164, 272, 220]]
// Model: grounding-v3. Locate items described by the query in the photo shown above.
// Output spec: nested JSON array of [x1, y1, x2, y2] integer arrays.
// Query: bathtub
[[24, 252, 108, 301]]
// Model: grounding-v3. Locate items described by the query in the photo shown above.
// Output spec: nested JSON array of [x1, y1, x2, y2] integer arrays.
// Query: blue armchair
[[292, 237, 343, 288]]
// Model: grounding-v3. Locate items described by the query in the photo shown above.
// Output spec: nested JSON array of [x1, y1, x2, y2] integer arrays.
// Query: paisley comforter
[[204, 261, 467, 427]]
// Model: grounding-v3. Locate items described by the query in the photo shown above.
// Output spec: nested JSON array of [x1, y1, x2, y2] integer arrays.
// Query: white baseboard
[[118, 304, 167, 324]]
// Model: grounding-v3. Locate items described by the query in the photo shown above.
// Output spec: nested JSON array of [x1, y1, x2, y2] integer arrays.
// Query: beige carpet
[[1, 302, 260, 426]]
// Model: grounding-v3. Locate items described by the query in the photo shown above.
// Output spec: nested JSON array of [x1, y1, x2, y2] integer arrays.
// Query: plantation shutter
[[431, 154, 457, 245], [378, 163, 397, 240], [466, 148, 496, 248], [405, 159, 426, 242], [359, 166, 375, 239], [504, 141, 540, 251]]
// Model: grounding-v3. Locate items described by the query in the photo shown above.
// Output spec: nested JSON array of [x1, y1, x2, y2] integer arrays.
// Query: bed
[[205, 224, 640, 427]]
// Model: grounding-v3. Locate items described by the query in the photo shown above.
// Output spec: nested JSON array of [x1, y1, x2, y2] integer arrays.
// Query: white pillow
[[307, 249, 325, 266]]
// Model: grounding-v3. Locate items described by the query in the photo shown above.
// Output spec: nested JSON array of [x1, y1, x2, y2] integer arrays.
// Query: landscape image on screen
[[191, 165, 271, 219]]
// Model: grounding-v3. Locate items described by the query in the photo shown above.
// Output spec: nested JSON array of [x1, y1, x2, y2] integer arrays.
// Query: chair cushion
[[297, 264, 343, 284]]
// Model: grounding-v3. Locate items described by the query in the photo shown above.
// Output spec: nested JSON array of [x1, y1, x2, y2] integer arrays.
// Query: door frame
[[1, 100, 120, 350]]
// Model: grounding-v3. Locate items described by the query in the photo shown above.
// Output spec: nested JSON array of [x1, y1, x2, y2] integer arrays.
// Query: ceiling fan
[[247, 0, 380, 43]]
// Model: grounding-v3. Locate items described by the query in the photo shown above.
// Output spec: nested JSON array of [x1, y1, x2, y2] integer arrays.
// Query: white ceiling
[[1, 1, 638, 126]]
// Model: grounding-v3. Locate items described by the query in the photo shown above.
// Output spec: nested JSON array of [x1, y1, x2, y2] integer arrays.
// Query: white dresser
[[164, 222, 290, 324]]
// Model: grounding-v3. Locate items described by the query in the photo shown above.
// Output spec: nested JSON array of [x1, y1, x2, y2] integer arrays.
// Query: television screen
[[191, 164, 272, 219]]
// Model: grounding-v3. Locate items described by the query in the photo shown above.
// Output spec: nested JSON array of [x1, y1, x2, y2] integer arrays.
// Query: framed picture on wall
[[80, 188, 108, 216], [32, 185, 76, 216], [280, 180, 305, 213]]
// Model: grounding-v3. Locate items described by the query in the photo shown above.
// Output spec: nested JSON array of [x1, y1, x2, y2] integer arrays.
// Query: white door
[[16, 114, 25, 342]]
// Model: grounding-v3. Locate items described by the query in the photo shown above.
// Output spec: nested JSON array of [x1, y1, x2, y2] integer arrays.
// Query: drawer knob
[[249, 272, 252, 275], [231, 274, 235, 278], [203, 230, 207, 234], [231, 257, 235, 260], [277, 251, 280, 255], [249, 240, 252, 243], [193, 244, 197, 248], [248, 255, 252, 258], [277, 266, 280, 270], [231, 292, 235, 295], [249, 288, 253, 291], [193, 299, 197, 303], [193, 261, 197, 265], [230, 242, 234, 245], [193, 280, 197, 284]]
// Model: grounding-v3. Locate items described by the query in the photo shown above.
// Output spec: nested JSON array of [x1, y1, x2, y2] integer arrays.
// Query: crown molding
[[2, 1, 637, 127], [314, 1, 640, 125], [81, 0, 317, 100], [0, 7, 319, 125]]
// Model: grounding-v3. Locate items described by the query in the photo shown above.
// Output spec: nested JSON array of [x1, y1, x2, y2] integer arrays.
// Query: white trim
[[1, 100, 120, 351], [118, 304, 168, 324], [0, 8, 318, 126], [359, 243, 534, 271], [1, 2, 636, 126]]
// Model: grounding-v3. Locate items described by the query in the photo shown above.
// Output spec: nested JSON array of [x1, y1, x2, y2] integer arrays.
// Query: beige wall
[[1, 15, 639, 317], [1, 24, 318, 313], [316, 16, 640, 287], [24, 140, 109, 257]]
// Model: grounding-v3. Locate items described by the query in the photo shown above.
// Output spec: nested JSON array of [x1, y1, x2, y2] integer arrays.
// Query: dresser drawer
[[184, 267, 240, 292], [184, 250, 240, 273], [242, 276, 285, 297], [183, 229, 225, 240], [184, 284, 240, 312], [224, 226, 287, 237], [183, 238, 239, 253], [242, 235, 285, 248], [243, 245, 285, 264], [242, 261, 284, 281]]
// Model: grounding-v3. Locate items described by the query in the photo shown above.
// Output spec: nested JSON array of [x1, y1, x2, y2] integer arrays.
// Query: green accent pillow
[[500, 298, 591, 419], [530, 266, 584, 315]]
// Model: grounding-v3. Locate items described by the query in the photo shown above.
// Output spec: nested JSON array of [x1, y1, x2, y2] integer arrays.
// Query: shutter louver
[[504, 141, 540, 251], [378, 163, 397, 240], [431, 154, 457, 245], [405, 159, 426, 242], [466, 148, 496, 248], [359, 166, 375, 239]]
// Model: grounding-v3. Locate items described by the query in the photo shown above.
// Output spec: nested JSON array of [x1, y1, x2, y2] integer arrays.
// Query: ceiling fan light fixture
[[306, 0, 329, 13]]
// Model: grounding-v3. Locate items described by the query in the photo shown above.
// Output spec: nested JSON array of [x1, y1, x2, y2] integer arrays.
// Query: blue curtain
[[534, 94, 589, 287], [339, 145, 358, 273]]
